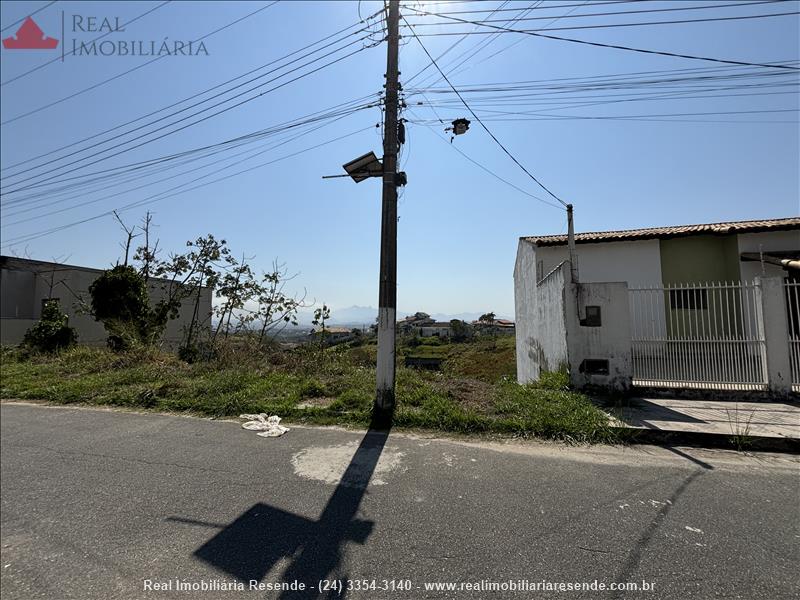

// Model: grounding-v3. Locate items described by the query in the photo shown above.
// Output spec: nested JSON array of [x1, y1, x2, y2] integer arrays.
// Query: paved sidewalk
[[609, 398, 800, 439]]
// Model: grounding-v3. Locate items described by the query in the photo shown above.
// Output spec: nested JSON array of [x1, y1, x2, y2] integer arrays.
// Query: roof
[[522, 217, 800, 247]]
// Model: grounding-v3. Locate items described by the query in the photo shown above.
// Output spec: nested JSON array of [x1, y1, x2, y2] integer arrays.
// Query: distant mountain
[[329, 305, 378, 325]]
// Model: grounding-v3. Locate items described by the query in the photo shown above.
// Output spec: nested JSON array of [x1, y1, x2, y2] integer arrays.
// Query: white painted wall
[[737, 230, 800, 281], [514, 240, 538, 382], [534, 239, 663, 286], [565, 282, 632, 390]]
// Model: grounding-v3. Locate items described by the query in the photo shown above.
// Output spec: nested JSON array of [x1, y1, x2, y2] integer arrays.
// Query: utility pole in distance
[[375, 0, 401, 420]]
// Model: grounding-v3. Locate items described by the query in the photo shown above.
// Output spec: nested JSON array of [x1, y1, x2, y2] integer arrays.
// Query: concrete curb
[[613, 426, 800, 454]]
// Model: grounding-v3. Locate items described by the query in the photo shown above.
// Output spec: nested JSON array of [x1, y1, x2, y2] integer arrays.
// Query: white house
[[514, 217, 800, 394]]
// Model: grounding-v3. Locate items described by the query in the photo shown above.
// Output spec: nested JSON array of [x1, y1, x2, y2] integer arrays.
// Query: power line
[[411, 115, 562, 210], [402, 7, 800, 71], [1, 37, 373, 193], [0, 1, 172, 87], [404, 9, 800, 33], [2, 99, 377, 217], [403, 16, 569, 208], [3, 107, 372, 226], [0, 1, 283, 126], [0, 16, 376, 173], [2, 126, 374, 249], [0, 0, 57, 33], [412, 0, 645, 16], [408, 1, 785, 23]]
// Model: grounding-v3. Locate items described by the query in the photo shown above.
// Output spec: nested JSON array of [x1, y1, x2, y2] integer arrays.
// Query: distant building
[[419, 322, 452, 338], [0, 255, 212, 348], [397, 312, 434, 333], [472, 318, 515, 336], [309, 326, 356, 345]]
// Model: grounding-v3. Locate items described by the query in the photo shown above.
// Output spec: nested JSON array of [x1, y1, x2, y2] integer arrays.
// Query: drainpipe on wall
[[566, 204, 579, 284], [567, 203, 584, 321]]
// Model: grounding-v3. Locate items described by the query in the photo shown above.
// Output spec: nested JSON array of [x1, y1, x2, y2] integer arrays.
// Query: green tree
[[449, 319, 471, 343], [89, 265, 150, 350], [22, 300, 77, 353], [312, 303, 331, 362]]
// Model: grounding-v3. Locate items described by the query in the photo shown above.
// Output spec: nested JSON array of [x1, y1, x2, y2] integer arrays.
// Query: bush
[[22, 301, 77, 354], [89, 265, 150, 350]]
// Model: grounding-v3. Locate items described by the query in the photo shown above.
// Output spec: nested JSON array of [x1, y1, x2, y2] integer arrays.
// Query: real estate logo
[[2, 11, 208, 58], [2, 16, 59, 50]]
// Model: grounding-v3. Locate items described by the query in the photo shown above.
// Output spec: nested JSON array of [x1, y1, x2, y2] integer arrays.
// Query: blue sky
[[1, 0, 798, 317]]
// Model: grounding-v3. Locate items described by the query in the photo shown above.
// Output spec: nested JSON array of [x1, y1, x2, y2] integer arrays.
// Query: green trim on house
[[659, 235, 743, 338], [659, 234, 741, 284]]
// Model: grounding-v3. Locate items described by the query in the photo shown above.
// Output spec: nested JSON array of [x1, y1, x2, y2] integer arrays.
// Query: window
[[669, 288, 708, 310], [580, 305, 602, 327]]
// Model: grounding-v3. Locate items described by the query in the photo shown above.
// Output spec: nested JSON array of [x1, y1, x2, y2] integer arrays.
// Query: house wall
[[514, 241, 569, 383], [660, 234, 740, 284], [0, 258, 212, 348], [737, 230, 800, 281], [565, 282, 632, 390], [535, 239, 662, 286], [419, 326, 450, 338]]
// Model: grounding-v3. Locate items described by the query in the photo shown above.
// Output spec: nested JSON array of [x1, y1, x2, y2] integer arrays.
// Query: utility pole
[[375, 0, 401, 420]]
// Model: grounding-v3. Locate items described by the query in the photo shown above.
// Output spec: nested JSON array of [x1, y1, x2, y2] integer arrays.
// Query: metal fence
[[786, 279, 800, 392], [629, 281, 768, 391]]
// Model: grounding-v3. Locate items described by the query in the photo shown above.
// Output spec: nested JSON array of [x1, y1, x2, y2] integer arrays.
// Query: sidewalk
[[602, 397, 800, 450]]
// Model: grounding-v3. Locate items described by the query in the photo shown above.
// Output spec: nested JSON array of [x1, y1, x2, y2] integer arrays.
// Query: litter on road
[[239, 413, 289, 437]]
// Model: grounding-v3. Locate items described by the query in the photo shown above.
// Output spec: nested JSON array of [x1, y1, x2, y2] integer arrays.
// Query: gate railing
[[628, 281, 768, 391], [785, 279, 800, 391]]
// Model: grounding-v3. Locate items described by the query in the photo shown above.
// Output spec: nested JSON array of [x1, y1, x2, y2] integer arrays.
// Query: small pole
[[375, 0, 401, 420], [567, 203, 579, 283]]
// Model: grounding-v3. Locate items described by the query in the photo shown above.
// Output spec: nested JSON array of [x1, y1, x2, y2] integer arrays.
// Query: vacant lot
[[0, 338, 615, 443]]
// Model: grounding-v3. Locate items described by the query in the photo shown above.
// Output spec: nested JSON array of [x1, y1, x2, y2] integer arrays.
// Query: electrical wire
[[406, 1, 786, 24], [407, 111, 561, 210], [0, 1, 172, 87], [0, 15, 379, 172], [1, 37, 374, 193], [403, 10, 800, 33], [401, 7, 800, 71], [403, 17, 569, 208], [2, 126, 374, 249], [0, 0, 57, 33], [1, 98, 379, 217], [0, 1, 284, 126]]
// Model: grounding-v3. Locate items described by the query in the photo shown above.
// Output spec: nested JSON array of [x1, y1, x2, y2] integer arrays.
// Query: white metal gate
[[629, 281, 768, 391], [785, 280, 800, 392]]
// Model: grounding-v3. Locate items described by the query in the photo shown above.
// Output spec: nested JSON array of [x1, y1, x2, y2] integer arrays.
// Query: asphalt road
[[1, 402, 798, 600]]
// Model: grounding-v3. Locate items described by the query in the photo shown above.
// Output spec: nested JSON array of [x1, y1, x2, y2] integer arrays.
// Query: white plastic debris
[[239, 413, 289, 437]]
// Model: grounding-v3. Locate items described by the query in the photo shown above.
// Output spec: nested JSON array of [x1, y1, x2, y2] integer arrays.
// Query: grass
[[0, 342, 617, 444]]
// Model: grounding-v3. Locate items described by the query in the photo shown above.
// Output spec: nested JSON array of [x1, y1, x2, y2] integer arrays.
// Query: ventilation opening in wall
[[580, 359, 609, 375], [580, 305, 602, 327]]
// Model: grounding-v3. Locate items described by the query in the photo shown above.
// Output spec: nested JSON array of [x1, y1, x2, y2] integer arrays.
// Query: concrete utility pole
[[375, 0, 401, 418]]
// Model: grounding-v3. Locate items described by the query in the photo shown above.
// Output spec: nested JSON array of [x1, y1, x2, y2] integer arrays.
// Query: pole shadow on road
[[169, 407, 394, 598]]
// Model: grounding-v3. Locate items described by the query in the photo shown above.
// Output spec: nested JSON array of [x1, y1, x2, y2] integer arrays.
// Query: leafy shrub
[[89, 265, 150, 350], [22, 300, 77, 353]]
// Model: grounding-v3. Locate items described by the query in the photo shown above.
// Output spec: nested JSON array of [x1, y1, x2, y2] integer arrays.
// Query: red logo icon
[[3, 17, 59, 50]]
